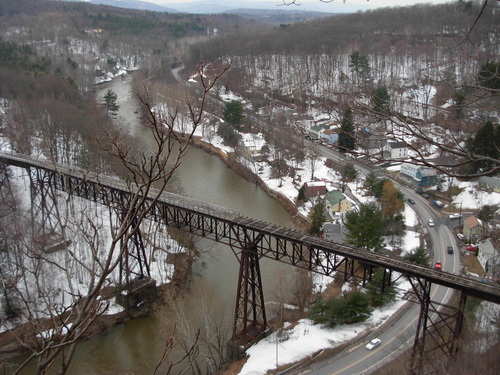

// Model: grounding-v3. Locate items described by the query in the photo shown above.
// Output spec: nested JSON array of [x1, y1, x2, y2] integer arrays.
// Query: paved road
[[172, 67, 463, 374], [284, 144, 461, 375]]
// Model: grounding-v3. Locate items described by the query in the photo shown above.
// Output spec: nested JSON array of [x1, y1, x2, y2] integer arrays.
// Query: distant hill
[[86, 0, 177, 12], [65, 0, 373, 15]]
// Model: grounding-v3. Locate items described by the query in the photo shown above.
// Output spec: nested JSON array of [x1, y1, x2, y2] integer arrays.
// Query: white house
[[238, 133, 266, 160], [477, 238, 499, 277], [383, 141, 409, 160]]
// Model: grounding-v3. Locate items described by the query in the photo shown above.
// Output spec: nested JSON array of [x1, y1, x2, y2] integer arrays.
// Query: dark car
[[408, 198, 415, 204], [420, 193, 430, 199], [447, 246, 454, 254]]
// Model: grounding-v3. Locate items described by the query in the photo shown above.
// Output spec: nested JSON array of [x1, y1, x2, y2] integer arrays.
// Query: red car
[[466, 245, 478, 252], [435, 261, 442, 270]]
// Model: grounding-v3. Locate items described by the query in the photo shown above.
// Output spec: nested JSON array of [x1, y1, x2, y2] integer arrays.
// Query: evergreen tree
[[308, 201, 326, 236], [478, 61, 500, 90], [344, 202, 385, 252], [372, 85, 390, 114], [402, 246, 430, 267], [338, 109, 356, 153], [349, 51, 371, 82], [466, 121, 500, 174], [217, 122, 239, 147], [453, 88, 466, 118], [297, 185, 307, 202], [365, 269, 398, 307], [478, 205, 495, 234], [311, 291, 372, 327], [103, 89, 119, 116], [223, 100, 244, 130]]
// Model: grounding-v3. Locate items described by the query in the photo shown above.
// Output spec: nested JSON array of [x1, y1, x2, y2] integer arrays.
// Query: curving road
[[285, 144, 462, 375], [171, 67, 469, 374]]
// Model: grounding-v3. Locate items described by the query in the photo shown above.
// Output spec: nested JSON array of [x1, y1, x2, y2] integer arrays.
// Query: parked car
[[457, 233, 466, 241], [447, 246, 454, 254], [449, 213, 462, 219], [407, 198, 415, 205], [433, 200, 444, 208], [435, 260, 442, 270], [420, 192, 430, 199], [428, 218, 435, 227], [365, 338, 381, 350], [466, 245, 478, 252]]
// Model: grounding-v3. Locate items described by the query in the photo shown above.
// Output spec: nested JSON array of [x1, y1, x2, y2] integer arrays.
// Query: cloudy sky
[[149, 0, 453, 6]]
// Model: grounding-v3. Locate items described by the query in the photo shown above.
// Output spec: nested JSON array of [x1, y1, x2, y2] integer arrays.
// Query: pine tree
[[349, 51, 371, 83], [223, 100, 244, 130], [338, 109, 356, 153], [103, 89, 119, 116], [466, 121, 500, 174], [372, 85, 390, 114], [344, 202, 385, 252], [307, 201, 325, 236], [478, 61, 500, 90]]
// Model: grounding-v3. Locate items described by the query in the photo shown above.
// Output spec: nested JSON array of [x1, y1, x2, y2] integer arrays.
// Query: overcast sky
[[149, 0, 453, 6]]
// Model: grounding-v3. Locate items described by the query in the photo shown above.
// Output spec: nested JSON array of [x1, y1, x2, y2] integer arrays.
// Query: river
[[27, 75, 296, 374]]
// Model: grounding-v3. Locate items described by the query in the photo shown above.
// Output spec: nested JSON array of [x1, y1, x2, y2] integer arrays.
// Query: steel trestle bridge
[[1, 151, 500, 374]]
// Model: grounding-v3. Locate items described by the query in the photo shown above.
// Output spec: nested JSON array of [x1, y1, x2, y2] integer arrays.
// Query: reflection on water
[[9, 75, 295, 374]]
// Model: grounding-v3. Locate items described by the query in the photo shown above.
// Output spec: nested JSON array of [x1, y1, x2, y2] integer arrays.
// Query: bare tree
[[0, 62, 230, 375]]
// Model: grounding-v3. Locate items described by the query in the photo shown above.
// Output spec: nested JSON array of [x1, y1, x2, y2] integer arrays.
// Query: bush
[[311, 291, 372, 327]]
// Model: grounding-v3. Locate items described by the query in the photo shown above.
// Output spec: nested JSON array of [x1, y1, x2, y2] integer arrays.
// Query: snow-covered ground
[[174, 80, 500, 375]]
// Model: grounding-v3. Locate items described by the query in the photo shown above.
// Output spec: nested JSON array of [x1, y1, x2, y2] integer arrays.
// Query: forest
[[0, 0, 499, 374]]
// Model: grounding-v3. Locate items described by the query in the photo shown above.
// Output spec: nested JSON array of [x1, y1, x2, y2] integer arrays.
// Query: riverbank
[[185, 134, 310, 232], [0, 252, 191, 363]]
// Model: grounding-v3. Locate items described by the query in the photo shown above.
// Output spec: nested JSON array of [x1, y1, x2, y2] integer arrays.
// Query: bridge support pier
[[232, 244, 267, 345], [0, 164, 17, 217], [409, 278, 466, 375], [118, 215, 151, 288], [29, 167, 61, 240]]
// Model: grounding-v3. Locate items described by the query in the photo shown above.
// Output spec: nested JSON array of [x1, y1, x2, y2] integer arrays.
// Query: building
[[476, 238, 500, 278], [462, 215, 484, 241], [478, 176, 500, 193], [303, 181, 327, 198], [238, 133, 266, 160], [357, 129, 385, 155], [400, 163, 438, 189], [325, 190, 353, 215], [320, 128, 339, 145], [383, 141, 409, 160], [322, 222, 342, 241]]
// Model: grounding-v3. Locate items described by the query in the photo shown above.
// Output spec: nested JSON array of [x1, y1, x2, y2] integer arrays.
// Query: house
[[303, 181, 327, 198], [476, 238, 500, 277], [320, 128, 339, 145], [238, 133, 266, 160], [322, 222, 342, 241], [417, 168, 438, 188], [357, 129, 384, 155], [478, 176, 500, 193], [400, 163, 438, 189], [325, 190, 353, 214], [462, 216, 484, 240], [383, 141, 409, 160], [309, 125, 328, 140]]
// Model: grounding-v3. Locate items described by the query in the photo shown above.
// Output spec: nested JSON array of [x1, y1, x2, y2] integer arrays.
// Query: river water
[[29, 75, 295, 374]]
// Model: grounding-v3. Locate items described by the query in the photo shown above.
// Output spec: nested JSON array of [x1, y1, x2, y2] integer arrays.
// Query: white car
[[365, 338, 381, 350], [428, 219, 435, 227], [449, 213, 462, 219]]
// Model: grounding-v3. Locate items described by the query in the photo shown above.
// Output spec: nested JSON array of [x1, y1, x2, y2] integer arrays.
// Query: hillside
[[0, 1, 499, 374]]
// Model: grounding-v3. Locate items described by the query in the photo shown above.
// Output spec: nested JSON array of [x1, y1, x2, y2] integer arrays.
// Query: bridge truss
[[1, 152, 500, 374]]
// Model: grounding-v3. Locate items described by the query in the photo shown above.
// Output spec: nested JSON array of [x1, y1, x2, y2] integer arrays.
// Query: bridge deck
[[1, 151, 499, 304]]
